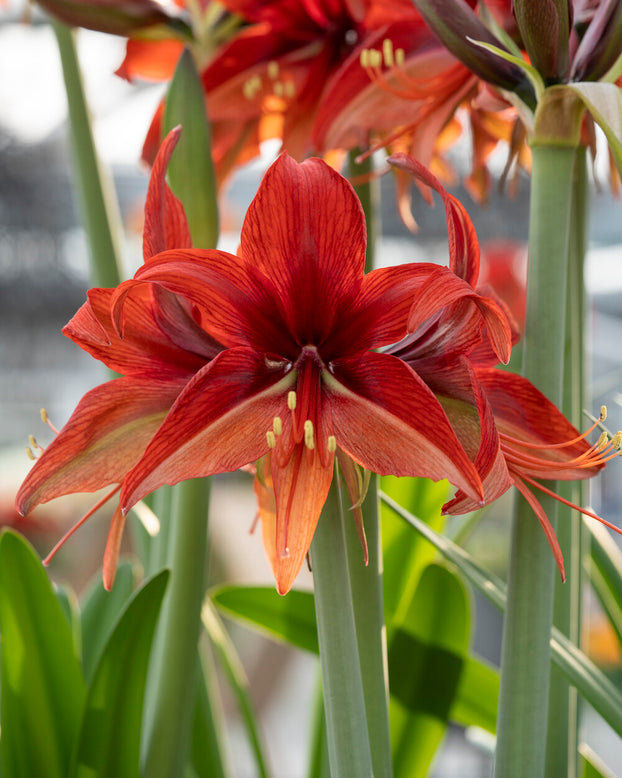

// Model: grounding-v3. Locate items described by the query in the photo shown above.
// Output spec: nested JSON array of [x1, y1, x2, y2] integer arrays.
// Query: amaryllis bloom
[[17, 129, 499, 595], [387, 152, 621, 579]]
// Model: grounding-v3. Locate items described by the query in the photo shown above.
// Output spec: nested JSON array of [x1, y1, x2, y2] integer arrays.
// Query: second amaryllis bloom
[[17, 128, 495, 594]]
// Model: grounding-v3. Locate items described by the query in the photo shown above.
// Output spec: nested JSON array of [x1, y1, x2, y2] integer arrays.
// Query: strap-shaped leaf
[[568, 82, 622, 175], [68, 570, 169, 778], [0, 530, 86, 778]]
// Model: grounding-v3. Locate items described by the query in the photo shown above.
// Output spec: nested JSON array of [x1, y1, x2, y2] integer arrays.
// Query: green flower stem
[[141, 478, 210, 778], [495, 144, 577, 778], [52, 21, 123, 288], [348, 149, 380, 274], [546, 147, 589, 778], [310, 476, 374, 778], [344, 474, 393, 778]]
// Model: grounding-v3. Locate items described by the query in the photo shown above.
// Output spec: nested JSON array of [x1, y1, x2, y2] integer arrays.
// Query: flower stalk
[[495, 143, 577, 777], [310, 475, 374, 777]]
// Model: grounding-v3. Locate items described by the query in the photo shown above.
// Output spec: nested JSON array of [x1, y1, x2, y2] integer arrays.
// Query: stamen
[[288, 391, 297, 410], [601, 405, 608, 421], [382, 38, 394, 68], [327, 435, 337, 453], [242, 74, 262, 100], [41, 407, 59, 435], [267, 60, 279, 80], [284, 81, 295, 99], [360, 48, 370, 68], [273, 81, 284, 97], [612, 431, 622, 450], [266, 431, 276, 448], [304, 419, 315, 450], [26, 447, 35, 461], [395, 47, 405, 66], [597, 431, 609, 449], [273, 417, 282, 436]]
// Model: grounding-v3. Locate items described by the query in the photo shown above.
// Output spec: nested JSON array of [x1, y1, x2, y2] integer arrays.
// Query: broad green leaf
[[80, 559, 138, 683], [450, 655, 499, 734], [381, 475, 448, 628], [379, 490, 622, 736], [210, 585, 318, 653], [568, 82, 622, 175], [0, 529, 86, 778], [69, 570, 169, 778], [586, 519, 622, 648], [163, 48, 219, 249], [389, 563, 470, 777], [56, 582, 82, 658], [202, 600, 271, 778]]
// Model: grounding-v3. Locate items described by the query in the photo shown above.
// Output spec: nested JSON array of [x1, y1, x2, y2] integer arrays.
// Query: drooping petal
[[120, 348, 295, 511], [16, 377, 183, 515], [143, 125, 192, 260], [103, 504, 127, 591], [407, 265, 513, 364], [475, 367, 605, 479], [388, 152, 481, 285], [239, 153, 367, 345], [64, 286, 209, 378], [324, 351, 484, 503], [270, 443, 335, 594]]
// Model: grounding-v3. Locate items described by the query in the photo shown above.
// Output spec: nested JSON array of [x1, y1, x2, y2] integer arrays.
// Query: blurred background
[[1, 3, 621, 775]]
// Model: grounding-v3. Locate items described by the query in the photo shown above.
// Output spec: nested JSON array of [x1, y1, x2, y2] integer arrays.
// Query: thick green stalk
[[310, 477, 374, 777], [495, 144, 577, 778], [546, 148, 589, 778], [141, 478, 210, 778], [52, 21, 123, 288], [347, 150, 379, 274], [344, 475, 393, 778]]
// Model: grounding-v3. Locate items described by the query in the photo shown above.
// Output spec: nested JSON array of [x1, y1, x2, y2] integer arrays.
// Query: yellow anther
[[382, 38, 394, 68], [597, 431, 609, 449], [369, 48, 382, 69], [266, 431, 276, 449], [267, 60, 279, 80], [288, 391, 297, 410], [284, 81, 295, 98], [612, 431, 622, 450], [29, 434, 38, 449], [304, 420, 315, 450], [26, 446, 35, 461], [273, 81, 284, 97], [360, 48, 370, 68], [273, 417, 282, 436], [327, 435, 337, 453], [40, 408, 48, 423], [600, 405, 608, 421], [395, 47, 405, 66], [242, 75, 262, 100]]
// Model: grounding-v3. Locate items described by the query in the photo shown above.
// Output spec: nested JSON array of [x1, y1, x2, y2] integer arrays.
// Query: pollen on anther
[[40, 408, 48, 423], [288, 391, 297, 410], [266, 431, 276, 449], [395, 47, 405, 66], [26, 447, 35, 461], [612, 431, 622, 450], [267, 60, 279, 80], [600, 405, 608, 421], [304, 420, 315, 449], [382, 38, 394, 67], [597, 431, 609, 449], [273, 417, 282, 436], [327, 435, 337, 453], [360, 48, 370, 68]]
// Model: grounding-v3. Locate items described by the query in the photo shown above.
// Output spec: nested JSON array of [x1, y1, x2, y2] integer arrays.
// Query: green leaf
[[567, 82, 622, 175], [389, 562, 470, 777], [450, 655, 499, 734], [381, 475, 448, 628], [586, 519, 622, 648], [379, 491, 622, 736], [69, 570, 169, 778], [190, 652, 230, 778], [210, 585, 318, 653], [579, 743, 617, 778], [0, 529, 86, 778], [56, 582, 82, 659], [80, 559, 138, 683], [163, 48, 219, 249]]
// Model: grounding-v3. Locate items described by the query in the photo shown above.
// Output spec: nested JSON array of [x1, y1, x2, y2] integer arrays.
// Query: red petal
[[103, 504, 127, 591], [64, 286, 209, 378], [143, 126, 192, 260], [325, 352, 483, 504], [407, 265, 512, 364], [120, 348, 294, 510], [239, 154, 367, 345], [388, 152, 481, 286], [270, 444, 335, 594], [16, 377, 182, 515]]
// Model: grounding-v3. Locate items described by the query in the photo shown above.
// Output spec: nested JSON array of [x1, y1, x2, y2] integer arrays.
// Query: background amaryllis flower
[[17, 131, 497, 595]]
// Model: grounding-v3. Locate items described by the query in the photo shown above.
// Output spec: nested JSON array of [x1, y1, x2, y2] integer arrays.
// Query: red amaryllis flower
[[17, 132, 495, 595], [387, 152, 621, 579]]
